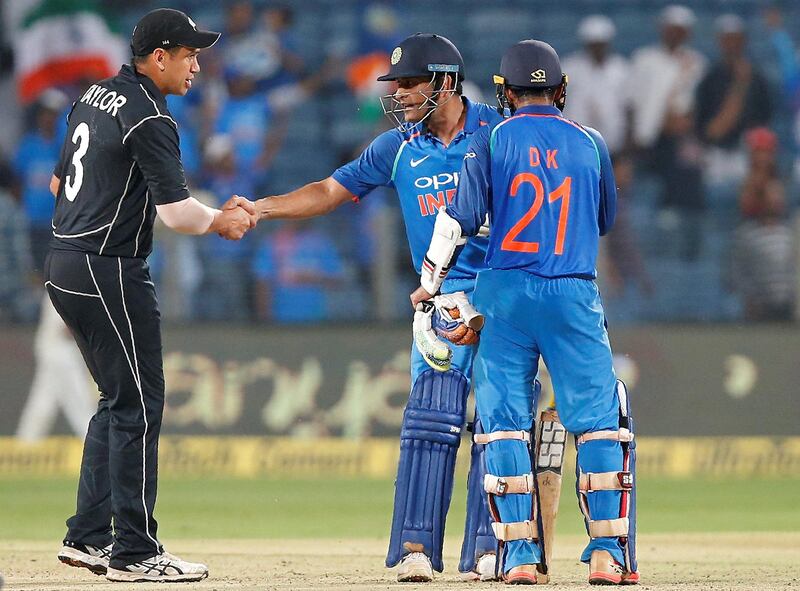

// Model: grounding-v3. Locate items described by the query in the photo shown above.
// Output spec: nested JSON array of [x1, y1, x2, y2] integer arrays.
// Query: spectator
[[562, 15, 629, 156], [629, 5, 707, 260], [13, 89, 67, 273], [218, 1, 303, 93], [696, 14, 773, 189], [731, 128, 795, 321], [212, 66, 288, 192], [218, 2, 269, 81], [258, 5, 306, 90], [563, 16, 652, 312], [347, 2, 403, 124], [194, 135, 256, 320], [0, 158, 36, 321], [252, 220, 346, 323]]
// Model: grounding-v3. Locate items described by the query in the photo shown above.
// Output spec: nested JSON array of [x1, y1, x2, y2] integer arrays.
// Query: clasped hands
[[212, 195, 259, 240]]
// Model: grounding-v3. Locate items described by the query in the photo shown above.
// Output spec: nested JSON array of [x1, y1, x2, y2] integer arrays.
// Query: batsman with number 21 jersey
[[417, 40, 639, 585]]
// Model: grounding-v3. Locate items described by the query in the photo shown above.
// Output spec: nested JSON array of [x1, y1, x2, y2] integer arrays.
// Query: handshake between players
[[214, 195, 259, 240]]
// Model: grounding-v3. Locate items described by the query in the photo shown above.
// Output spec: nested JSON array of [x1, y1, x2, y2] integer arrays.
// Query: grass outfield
[[1, 475, 798, 540]]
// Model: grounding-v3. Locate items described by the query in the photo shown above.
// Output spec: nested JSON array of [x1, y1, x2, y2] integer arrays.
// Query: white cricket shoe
[[105, 550, 208, 583], [461, 552, 499, 582], [58, 541, 112, 575], [476, 553, 499, 581], [397, 552, 434, 583]]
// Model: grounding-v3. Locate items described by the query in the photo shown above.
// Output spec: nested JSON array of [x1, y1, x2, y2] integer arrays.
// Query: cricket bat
[[535, 407, 567, 584]]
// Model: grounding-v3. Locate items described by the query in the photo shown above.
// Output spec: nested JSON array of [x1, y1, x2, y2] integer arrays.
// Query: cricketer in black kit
[[48, 9, 258, 584]]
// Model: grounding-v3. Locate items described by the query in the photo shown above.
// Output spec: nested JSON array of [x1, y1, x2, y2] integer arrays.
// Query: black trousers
[[45, 249, 164, 566]]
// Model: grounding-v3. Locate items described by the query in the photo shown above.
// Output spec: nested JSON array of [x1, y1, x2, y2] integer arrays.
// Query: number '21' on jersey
[[449, 104, 617, 279]]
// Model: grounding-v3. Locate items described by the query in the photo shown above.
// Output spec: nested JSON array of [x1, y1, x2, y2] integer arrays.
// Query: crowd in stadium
[[0, 1, 798, 325]]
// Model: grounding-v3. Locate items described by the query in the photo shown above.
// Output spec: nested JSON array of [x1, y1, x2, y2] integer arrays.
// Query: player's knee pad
[[475, 380, 546, 577], [575, 379, 637, 575], [386, 368, 469, 572], [458, 413, 497, 574], [478, 431, 545, 577]]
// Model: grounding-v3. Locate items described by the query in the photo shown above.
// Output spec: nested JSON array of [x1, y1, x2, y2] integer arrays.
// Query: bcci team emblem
[[391, 47, 402, 65], [530, 69, 547, 83]]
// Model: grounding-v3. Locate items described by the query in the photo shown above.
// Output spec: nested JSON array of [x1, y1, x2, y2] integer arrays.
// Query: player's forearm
[[256, 178, 351, 221], [156, 198, 218, 234]]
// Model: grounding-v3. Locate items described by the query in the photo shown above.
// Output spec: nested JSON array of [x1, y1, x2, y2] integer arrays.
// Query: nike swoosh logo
[[410, 155, 431, 168]]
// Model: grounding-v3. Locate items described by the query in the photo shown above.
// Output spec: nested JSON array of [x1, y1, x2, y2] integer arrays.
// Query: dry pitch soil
[[2, 533, 798, 590]]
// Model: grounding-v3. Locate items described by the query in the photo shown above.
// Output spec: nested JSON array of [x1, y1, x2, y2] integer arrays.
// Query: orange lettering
[[501, 173, 543, 253], [529, 147, 540, 167], [548, 176, 571, 254], [446, 188, 456, 204], [546, 149, 558, 169], [418, 195, 427, 216]]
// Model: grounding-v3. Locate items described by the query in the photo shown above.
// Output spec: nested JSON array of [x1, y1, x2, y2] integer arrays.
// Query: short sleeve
[[125, 117, 190, 205], [331, 130, 403, 199]]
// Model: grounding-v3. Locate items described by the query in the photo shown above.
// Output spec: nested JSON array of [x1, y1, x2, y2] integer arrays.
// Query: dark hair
[[130, 45, 184, 67], [507, 84, 556, 101]]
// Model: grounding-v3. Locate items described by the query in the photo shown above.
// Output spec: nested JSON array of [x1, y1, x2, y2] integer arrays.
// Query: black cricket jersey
[[51, 65, 190, 258]]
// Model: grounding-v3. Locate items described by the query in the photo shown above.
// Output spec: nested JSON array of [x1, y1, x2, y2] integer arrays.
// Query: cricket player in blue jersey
[[249, 33, 503, 582], [413, 40, 639, 585]]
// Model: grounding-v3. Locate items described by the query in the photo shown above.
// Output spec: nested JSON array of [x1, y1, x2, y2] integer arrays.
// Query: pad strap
[[491, 520, 539, 541], [484, 473, 534, 495], [588, 517, 630, 538], [576, 428, 634, 445], [474, 430, 531, 445], [578, 471, 634, 492]]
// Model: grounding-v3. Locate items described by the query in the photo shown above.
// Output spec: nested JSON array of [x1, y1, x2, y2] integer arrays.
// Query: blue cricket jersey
[[332, 98, 502, 282], [449, 104, 616, 278]]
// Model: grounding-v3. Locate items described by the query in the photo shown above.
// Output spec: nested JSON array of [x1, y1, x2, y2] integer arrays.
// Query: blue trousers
[[472, 269, 625, 571]]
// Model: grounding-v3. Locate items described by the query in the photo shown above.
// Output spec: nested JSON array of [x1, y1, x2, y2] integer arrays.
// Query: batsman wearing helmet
[[412, 40, 639, 585], [246, 33, 503, 582]]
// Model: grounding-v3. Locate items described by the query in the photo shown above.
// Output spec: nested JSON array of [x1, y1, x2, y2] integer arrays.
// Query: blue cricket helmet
[[377, 33, 465, 82]]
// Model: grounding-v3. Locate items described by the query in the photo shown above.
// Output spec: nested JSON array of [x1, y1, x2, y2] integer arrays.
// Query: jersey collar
[[119, 64, 168, 107], [416, 97, 481, 143], [513, 104, 562, 117]]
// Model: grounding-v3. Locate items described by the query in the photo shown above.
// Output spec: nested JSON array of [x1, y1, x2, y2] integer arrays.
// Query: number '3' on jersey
[[449, 104, 617, 279], [51, 65, 190, 258]]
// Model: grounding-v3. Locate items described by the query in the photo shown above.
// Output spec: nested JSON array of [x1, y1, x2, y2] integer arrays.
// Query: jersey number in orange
[[501, 173, 571, 255]]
